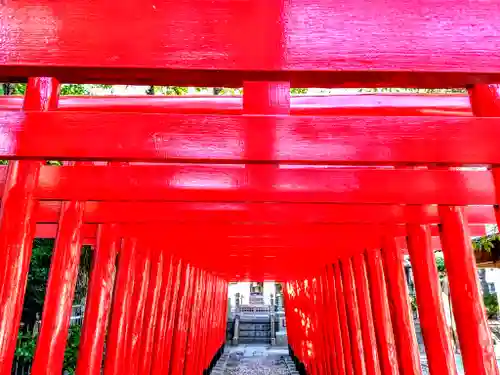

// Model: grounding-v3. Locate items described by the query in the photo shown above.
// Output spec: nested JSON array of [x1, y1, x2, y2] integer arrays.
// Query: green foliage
[[63, 326, 82, 374], [12, 83, 27, 94], [22, 239, 54, 328], [435, 256, 445, 273], [153, 86, 189, 95], [14, 325, 82, 373], [410, 295, 418, 313], [74, 246, 92, 303], [194, 87, 243, 95], [61, 84, 89, 96], [290, 88, 308, 94], [14, 331, 37, 363], [1, 83, 89, 96], [21, 240, 91, 328], [435, 255, 447, 280], [1, 83, 26, 95], [484, 292, 499, 319], [46, 160, 63, 166], [14, 240, 90, 372], [473, 232, 500, 253]]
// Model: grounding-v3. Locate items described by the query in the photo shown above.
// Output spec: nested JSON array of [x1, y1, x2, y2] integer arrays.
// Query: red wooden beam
[[0, 94, 472, 116], [1, 0, 499, 87], [32, 222, 484, 248], [1, 112, 499, 164], [32, 165, 495, 205], [34, 201, 496, 225]]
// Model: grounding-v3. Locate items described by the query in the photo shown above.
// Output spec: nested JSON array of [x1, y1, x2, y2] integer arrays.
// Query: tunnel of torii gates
[[1, 3, 500, 375]]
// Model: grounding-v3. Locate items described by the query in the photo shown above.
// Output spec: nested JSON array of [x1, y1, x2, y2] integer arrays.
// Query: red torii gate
[[0, 1, 499, 375]]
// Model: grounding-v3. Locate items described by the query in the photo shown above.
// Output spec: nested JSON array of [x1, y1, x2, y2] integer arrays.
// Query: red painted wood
[[194, 274, 210, 372], [318, 272, 337, 375], [2, 112, 499, 164], [0, 161, 41, 374], [62, 222, 478, 244], [76, 224, 120, 375], [157, 257, 183, 375], [406, 224, 457, 375], [127, 245, 151, 375], [460, 85, 500, 375], [103, 237, 137, 375], [365, 249, 399, 375], [31, 201, 85, 375], [203, 278, 218, 369], [169, 264, 194, 375], [189, 271, 208, 374], [353, 253, 381, 375], [34, 201, 496, 225], [468, 84, 500, 233], [0, 77, 57, 375], [382, 234, 421, 375], [333, 263, 354, 375], [325, 266, 346, 375], [0, 93, 474, 116], [468, 85, 500, 118], [340, 258, 367, 375], [32, 165, 496, 204], [183, 269, 205, 374], [150, 255, 175, 375], [1, 1, 500, 87], [313, 276, 327, 375], [439, 206, 499, 375], [34, 223, 97, 239], [137, 249, 164, 375]]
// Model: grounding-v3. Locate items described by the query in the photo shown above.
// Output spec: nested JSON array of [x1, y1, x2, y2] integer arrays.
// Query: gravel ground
[[223, 345, 292, 375]]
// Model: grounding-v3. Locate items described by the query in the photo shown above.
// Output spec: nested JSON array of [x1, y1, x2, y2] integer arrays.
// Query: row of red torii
[[0, 78, 498, 375], [1, 1, 500, 374], [0, 0, 500, 375]]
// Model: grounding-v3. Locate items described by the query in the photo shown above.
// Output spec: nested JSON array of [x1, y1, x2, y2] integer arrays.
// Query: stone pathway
[[212, 344, 298, 375]]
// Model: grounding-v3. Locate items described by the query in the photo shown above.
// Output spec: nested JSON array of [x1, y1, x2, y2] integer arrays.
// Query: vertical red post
[[127, 242, 151, 375], [468, 85, 500, 229], [365, 248, 399, 375], [352, 253, 381, 375], [439, 206, 499, 375], [150, 255, 176, 375], [341, 258, 367, 375], [199, 275, 216, 372], [0, 77, 59, 375], [31, 200, 85, 375], [103, 236, 137, 375], [205, 277, 219, 368], [159, 257, 183, 375], [326, 265, 347, 375], [333, 263, 354, 375], [185, 269, 207, 374], [382, 232, 421, 375], [76, 223, 120, 375], [192, 272, 210, 374], [311, 276, 327, 375], [406, 223, 457, 375], [137, 247, 164, 375], [169, 264, 194, 375], [243, 80, 290, 224], [319, 271, 337, 375]]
